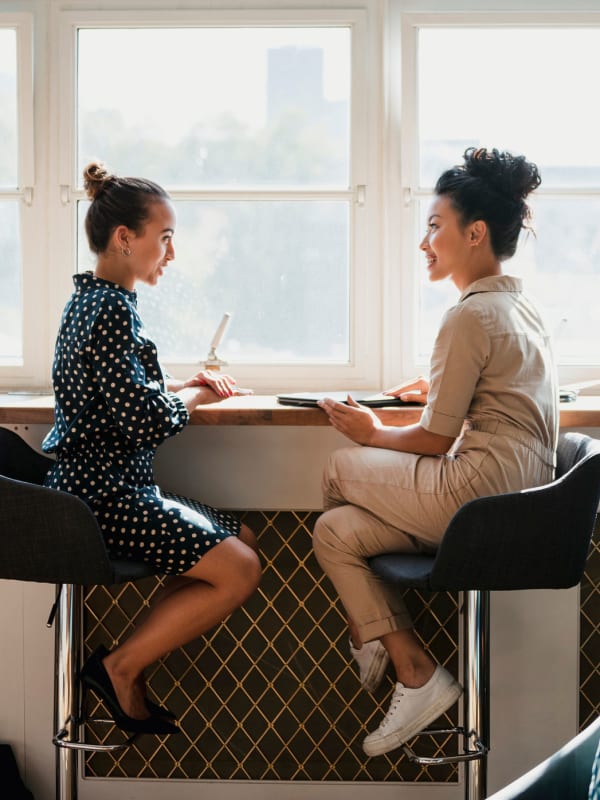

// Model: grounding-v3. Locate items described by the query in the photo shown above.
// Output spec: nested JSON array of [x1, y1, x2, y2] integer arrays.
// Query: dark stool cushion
[[370, 433, 600, 593]]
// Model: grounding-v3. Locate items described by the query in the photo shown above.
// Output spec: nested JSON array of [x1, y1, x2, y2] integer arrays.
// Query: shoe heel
[[80, 648, 179, 736]]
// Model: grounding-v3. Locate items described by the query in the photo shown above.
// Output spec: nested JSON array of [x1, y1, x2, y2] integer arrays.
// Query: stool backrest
[[430, 432, 600, 591], [0, 427, 114, 585], [486, 714, 600, 799], [0, 426, 52, 483]]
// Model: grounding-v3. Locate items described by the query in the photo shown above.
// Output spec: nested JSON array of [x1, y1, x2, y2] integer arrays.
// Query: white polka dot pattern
[[42, 272, 240, 574]]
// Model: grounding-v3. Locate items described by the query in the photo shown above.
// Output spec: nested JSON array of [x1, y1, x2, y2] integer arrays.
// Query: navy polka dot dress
[[42, 272, 241, 574]]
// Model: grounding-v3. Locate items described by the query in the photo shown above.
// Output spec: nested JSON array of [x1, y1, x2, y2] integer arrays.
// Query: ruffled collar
[[73, 271, 137, 302]]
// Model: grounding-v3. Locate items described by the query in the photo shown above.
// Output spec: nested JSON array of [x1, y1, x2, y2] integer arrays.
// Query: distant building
[[267, 46, 348, 141]]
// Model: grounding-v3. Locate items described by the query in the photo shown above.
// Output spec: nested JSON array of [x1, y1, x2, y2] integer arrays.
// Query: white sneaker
[[350, 637, 390, 692], [362, 665, 462, 757]]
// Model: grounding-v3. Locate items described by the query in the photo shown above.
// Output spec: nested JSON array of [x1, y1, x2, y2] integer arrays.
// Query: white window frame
[[392, 10, 600, 388], [52, 5, 382, 394], [0, 12, 45, 388], [10, 2, 600, 394]]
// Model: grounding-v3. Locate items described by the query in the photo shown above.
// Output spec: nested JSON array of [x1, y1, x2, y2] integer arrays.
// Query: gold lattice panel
[[83, 510, 459, 782], [580, 514, 600, 729]]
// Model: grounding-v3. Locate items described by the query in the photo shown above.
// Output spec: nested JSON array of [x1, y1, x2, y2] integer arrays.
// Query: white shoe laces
[[377, 684, 406, 733]]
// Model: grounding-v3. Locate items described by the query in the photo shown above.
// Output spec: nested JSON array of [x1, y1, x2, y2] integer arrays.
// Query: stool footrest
[[53, 717, 136, 753], [402, 726, 488, 766]]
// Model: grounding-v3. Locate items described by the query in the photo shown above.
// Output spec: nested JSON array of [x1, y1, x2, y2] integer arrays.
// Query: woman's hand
[[317, 395, 382, 446], [319, 392, 454, 454], [383, 375, 429, 405], [169, 370, 253, 411], [183, 370, 241, 399]]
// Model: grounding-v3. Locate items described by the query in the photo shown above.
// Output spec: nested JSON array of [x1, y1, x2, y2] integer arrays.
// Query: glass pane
[[419, 28, 600, 188], [0, 201, 22, 362], [78, 200, 349, 363], [511, 197, 600, 365], [0, 29, 18, 188], [415, 199, 456, 362], [416, 197, 600, 365], [77, 27, 350, 187]]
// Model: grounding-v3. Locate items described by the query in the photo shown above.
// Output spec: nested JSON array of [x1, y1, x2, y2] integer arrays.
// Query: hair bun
[[463, 147, 541, 203], [82, 161, 115, 200]]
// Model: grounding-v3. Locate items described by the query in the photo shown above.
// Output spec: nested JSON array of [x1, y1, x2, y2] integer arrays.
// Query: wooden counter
[[1, 392, 599, 427]]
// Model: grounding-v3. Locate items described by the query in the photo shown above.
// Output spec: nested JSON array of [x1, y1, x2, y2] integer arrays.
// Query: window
[[5, 4, 600, 392], [402, 16, 600, 382], [59, 10, 376, 391], [0, 16, 34, 376]]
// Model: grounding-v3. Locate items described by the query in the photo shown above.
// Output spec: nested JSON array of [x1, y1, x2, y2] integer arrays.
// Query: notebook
[[276, 391, 423, 408], [279, 389, 576, 408]]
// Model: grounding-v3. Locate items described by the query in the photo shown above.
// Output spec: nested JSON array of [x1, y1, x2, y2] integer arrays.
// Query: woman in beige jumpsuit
[[313, 148, 558, 757]]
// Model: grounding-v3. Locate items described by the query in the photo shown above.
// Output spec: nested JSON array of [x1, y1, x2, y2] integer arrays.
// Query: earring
[[121, 246, 131, 257]]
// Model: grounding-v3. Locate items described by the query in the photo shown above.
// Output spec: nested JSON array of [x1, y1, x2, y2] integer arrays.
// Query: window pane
[[511, 197, 600, 365], [78, 200, 349, 363], [416, 196, 599, 365], [0, 201, 22, 363], [419, 28, 600, 187], [77, 27, 350, 187], [0, 29, 18, 188], [415, 199, 455, 362], [416, 26, 600, 366]]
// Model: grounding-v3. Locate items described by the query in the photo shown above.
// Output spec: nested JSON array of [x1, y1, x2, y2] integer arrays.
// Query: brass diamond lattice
[[83, 510, 459, 782], [580, 514, 600, 730]]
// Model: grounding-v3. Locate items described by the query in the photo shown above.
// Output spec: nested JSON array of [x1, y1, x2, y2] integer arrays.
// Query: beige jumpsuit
[[313, 275, 559, 643]]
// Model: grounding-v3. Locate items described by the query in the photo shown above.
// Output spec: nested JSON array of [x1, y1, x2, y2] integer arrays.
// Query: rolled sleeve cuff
[[167, 392, 190, 431], [421, 405, 464, 438]]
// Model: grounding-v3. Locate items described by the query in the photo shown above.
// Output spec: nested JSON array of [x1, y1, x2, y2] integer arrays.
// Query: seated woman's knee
[[322, 446, 357, 508], [230, 539, 262, 600], [312, 509, 341, 566], [239, 522, 259, 552]]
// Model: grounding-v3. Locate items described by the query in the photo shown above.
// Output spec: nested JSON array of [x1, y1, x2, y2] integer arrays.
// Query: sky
[[77, 27, 350, 144], [419, 27, 600, 169], [0, 29, 15, 72], [4, 23, 600, 168]]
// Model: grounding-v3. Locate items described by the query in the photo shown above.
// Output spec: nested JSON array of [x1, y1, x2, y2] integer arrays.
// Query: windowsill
[[1, 392, 599, 428]]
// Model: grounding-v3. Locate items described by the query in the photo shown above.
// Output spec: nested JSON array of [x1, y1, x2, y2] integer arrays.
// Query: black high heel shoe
[[93, 645, 176, 721], [145, 697, 177, 721], [94, 644, 179, 730], [80, 647, 179, 735]]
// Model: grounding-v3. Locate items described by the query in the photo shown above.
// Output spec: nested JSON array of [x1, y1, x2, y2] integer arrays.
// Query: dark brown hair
[[83, 161, 170, 254], [435, 147, 541, 261]]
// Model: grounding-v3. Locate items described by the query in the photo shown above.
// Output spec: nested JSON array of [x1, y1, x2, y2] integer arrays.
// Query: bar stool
[[369, 432, 600, 800], [485, 714, 600, 800], [0, 427, 157, 800]]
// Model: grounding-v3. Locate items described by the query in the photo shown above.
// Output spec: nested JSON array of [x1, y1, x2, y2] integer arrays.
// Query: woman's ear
[[469, 219, 487, 246], [111, 224, 132, 254]]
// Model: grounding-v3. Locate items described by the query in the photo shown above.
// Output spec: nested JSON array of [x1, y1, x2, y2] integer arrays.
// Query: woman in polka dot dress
[[43, 162, 261, 735]]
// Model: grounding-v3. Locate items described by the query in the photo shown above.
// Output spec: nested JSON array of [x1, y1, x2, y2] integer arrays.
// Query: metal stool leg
[[54, 583, 80, 800], [400, 589, 489, 799], [51, 581, 135, 799], [463, 589, 490, 800]]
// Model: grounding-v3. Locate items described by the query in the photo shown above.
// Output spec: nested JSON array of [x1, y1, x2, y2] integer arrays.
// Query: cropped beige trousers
[[312, 425, 555, 643]]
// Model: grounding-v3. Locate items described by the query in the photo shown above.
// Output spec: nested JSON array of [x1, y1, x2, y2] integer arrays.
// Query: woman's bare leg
[[348, 615, 434, 689], [348, 618, 362, 649], [101, 524, 261, 719], [381, 628, 436, 688], [146, 524, 258, 607]]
